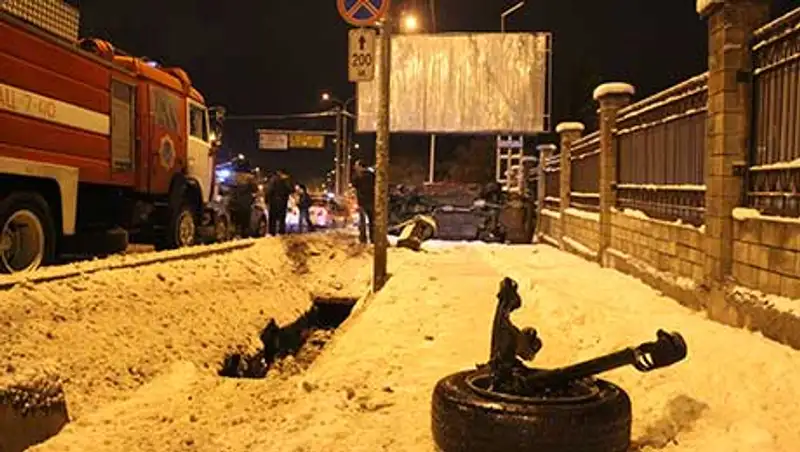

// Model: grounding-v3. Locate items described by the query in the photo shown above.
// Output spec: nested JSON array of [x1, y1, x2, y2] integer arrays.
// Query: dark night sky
[[67, 0, 796, 184]]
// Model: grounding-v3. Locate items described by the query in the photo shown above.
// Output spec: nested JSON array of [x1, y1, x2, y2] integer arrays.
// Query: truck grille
[[2, 0, 80, 43]]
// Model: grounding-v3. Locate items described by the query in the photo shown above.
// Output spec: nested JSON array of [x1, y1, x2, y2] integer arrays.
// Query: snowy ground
[[10, 240, 800, 451], [1, 232, 373, 420]]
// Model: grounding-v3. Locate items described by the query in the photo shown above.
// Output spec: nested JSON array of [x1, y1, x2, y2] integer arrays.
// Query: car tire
[[431, 369, 631, 452], [0, 192, 57, 273]]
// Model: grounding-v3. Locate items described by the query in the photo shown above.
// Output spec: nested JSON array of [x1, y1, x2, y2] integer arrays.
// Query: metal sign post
[[337, 0, 391, 291], [373, 17, 391, 291]]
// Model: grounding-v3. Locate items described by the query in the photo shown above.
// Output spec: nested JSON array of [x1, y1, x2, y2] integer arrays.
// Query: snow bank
[[728, 284, 800, 317], [562, 236, 597, 258], [606, 248, 698, 291], [0, 240, 255, 289], [27, 242, 800, 451], [1, 232, 373, 420], [733, 207, 800, 225]]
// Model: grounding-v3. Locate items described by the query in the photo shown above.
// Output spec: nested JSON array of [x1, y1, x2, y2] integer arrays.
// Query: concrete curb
[[0, 240, 256, 290]]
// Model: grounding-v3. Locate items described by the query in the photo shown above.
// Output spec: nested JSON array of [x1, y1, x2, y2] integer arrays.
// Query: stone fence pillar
[[698, 0, 769, 286], [593, 83, 635, 265], [555, 122, 585, 249], [535, 144, 557, 241]]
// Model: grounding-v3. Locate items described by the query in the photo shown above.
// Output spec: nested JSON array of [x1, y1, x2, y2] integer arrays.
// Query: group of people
[[230, 159, 375, 243], [263, 169, 314, 236]]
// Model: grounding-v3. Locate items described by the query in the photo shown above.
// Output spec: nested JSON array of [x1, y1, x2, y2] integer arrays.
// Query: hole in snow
[[218, 297, 356, 379]]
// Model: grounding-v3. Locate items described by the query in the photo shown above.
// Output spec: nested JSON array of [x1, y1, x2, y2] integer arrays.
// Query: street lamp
[[321, 92, 356, 195], [401, 13, 419, 33], [501, 1, 525, 32]]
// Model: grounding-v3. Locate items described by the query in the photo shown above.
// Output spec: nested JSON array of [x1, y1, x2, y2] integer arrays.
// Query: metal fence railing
[[570, 131, 600, 212], [748, 7, 800, 217], [614, 73, 709, 226]]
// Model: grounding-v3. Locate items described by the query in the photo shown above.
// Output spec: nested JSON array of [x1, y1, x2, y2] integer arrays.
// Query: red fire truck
[[0, 1, 224, 273]]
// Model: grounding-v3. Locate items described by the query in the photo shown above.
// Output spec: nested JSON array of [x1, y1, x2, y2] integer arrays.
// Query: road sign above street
[[348, 28, 377, 82], [337, 0, 389, 27]]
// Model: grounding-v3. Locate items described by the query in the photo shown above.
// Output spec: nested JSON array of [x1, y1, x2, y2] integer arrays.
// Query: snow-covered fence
[[569, 131, 600, 212], [613, 73, 709, 227], [543, 153, 561, 210], [748, 7, 800, 217]]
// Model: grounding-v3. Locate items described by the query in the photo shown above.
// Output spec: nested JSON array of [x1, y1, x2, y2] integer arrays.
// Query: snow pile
[[28, 241, 800, 451], [606, 248, 698, 291], [616, 207, 707, 232], [563, 236, 597, 258], [728, 284, 800, 316], [1, 232, 372, 420], [733, 207, 800, 225]]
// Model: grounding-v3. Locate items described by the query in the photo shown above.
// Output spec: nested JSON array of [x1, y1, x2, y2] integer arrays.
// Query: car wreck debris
[[431, 277, 689, 452]]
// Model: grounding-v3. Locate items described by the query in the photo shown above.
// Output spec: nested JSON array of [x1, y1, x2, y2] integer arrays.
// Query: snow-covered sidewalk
[[29, 242, 800, 451]]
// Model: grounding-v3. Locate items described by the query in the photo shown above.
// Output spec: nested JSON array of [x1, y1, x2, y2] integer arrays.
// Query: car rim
[[465, 372, 601, 405], [1, 209, 45, 273], [178, 211, 195, 246]]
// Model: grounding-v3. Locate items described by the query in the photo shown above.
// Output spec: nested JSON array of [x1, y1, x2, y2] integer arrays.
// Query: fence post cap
[[536, 144, 557, 151], [555, 122, 585, 133], [593, 82, 636, 101]]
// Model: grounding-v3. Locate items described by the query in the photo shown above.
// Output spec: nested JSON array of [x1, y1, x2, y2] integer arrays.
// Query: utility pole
[[334, 106, 343, 195], [341, 110, 349, 194], [373, 16, 391, 291]]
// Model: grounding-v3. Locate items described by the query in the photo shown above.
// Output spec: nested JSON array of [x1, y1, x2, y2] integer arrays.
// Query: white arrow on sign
[[348, 27, 377, 83]]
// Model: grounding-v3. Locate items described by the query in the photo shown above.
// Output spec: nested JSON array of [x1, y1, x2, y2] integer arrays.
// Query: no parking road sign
[[337, 0, 390, 27]]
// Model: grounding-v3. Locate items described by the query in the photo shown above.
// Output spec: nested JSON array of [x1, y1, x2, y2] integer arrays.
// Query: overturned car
[[388, 182, 536, 244]]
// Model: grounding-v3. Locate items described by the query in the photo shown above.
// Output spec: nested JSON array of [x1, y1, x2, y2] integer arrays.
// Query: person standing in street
[[352, 160, 375, 244], [266, 169, 292, 235], [296, 184, 314, 233]]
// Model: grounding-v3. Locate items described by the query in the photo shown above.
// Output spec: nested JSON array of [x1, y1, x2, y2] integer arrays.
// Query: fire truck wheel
[[431, 369, 631, 452], [0, 192, 56, 273], [159, 204, 197, 250]]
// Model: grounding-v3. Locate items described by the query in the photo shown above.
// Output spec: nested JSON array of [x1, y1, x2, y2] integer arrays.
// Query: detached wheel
[[431, 369, 631, 452], [0, 193, 56, 273]]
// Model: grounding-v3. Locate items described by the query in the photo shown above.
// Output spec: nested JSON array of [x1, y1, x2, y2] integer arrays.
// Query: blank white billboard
[[356, 33, 550, 134]]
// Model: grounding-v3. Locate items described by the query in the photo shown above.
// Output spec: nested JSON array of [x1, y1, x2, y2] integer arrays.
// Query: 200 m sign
[[348, 28, 376, 82], [351, 53, 373, 67]]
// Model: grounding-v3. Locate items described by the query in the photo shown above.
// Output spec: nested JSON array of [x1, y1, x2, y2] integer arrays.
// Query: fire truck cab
[[0, 0, 222, 273]]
